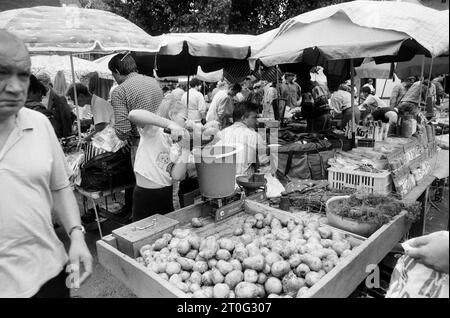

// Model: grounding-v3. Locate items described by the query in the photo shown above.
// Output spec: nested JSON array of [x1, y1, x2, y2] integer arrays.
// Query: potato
[[198, 236, 220, 259], [191, 217, 203, 228], [275, 229, 290, 241], [341, 249, 353, 258], [193, 261, 208, 273], [216, 249, 232, 261], [279, 244, 294, 259], [153, 238, 168, 251], [244, 269, 259, 283], [318, 227, 332, 239], [232, 246, 249, 262], [240, 234, 253, 246], [271, 218, 282, 229], [224, 270, 244, 289], [211, 268, 225, 285], [161, 233, 172, 242], [331, 231, 346, 241], [300, 254, 322, 272], [282, 271, 305, 296], [296, 286, 309, 298], [287, 220, 296, 232], [305, 272, 321, 287], [264, 277, 282, 295], [159, 273, 169, 281], [255, 284, 266, 298], [244, 216, 257, 227], [189, 271, 202, 285], [216, 260, 233, 276], [229, 259, 242, 271], [229, 291, 236, 298], [207, 259, 217, 269], [233, 227, 244, 236], [320, 239, 333, 248], [202, 286, 214, 298], [176, 239, 191, 255], [166, 262, 182, 276], [157, 261, 167, 273], [306, 221, 320, 231], [267, 294, 280, 298], [219, 238, 235, 252], [185, 250, 198, 260], [256, 272, 267, 285], [263, 213, 273, 227], [177, 282, 189, 293], [188, 235, 201, 250], [169, 274, 181, 285], [260, 247, 270, 256], [168, 237, 180, 250], [303, 229, 321, 240], [332, 240, 351, 256], [326, 254, 339, 266], [242, 255, 265, 272], [263, 264, 271, 274], [235, 282, 259, 298], [192, 290, 207, 298], [289, 254, 303, 268], [189, 283, 201, 293], [213, 283, 230, 298], [271, 261, 290, 278], [318, 270, 326, 279], [173, 229, 191, 239], [294, 263, 311, 277], [140, 244, 153, 256], [179, 270, 189, 281], [307, 236, 322, 245], [201, 271, 213, 286], [310, 249, 328, 260]]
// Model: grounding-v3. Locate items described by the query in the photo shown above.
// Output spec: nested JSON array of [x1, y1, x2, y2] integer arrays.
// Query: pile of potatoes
[[137, 212, 353, 298]]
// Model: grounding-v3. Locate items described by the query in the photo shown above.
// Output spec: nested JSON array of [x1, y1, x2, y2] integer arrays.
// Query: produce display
[[136, 212, 355, 298], [328, 193, 421, 228]]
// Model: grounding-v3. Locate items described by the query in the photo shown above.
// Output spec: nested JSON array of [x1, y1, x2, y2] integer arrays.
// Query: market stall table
[[75, 183, 135, 238]]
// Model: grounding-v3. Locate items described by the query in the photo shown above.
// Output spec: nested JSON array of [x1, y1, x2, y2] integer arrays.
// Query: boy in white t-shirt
[[128, 101, 190, 221]]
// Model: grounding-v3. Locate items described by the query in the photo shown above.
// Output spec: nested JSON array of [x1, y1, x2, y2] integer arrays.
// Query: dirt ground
[[56, 184, 449, 298]]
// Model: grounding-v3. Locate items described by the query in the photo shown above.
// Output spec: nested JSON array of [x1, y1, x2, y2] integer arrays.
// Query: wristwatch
[[69, 225, 86, 236]]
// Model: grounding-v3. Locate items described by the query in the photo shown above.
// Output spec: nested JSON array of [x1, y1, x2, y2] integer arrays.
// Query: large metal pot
[[193, 144, 243, 199]]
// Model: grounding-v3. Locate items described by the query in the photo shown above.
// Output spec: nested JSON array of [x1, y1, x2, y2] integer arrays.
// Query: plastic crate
[[328, 167, 392, 195]]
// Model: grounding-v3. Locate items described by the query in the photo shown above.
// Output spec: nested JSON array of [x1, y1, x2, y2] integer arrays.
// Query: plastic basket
[[328, 167, 392, 195]]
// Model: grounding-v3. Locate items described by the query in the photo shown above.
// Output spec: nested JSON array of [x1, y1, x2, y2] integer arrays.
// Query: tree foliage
[[94, 0, 352, 35]]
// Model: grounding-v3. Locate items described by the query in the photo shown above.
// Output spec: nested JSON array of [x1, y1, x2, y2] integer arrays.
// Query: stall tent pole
[[418, 55, 426, 108], [70, 53, 82, 141], [423, 57, 435, 105], [381, 79, 388, 98], [186, 74, 190, 114], [350, 59, 356, 148]]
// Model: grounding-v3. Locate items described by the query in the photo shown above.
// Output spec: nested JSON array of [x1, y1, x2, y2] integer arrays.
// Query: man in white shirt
[[181, 78, 206, 121], [206, 83, 241, 129], [363, 79, 376, 95], [66, 83, 114, 133], [359, 86, 387, 116], [215, 102, 274, 177]]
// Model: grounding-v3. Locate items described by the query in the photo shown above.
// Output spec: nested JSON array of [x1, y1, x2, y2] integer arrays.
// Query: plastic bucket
[[194, 144, 243, 199]]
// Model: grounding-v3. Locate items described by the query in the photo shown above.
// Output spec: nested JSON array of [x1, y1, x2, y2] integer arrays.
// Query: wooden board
[[112, 214, 179, 258], [97, 240, 186, 298], [302, 212, 410, 298]]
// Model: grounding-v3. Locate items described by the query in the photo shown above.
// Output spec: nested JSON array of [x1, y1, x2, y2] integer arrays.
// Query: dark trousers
[[132, 185, 174, 222], [341, 107, 361, 130], [306, 113, 330, 132], [32, 269, 70, 298]]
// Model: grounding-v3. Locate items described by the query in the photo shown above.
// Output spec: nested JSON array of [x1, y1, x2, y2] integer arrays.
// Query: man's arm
[[111, 88, 132, 141], [52, 187, 93, 285], [389, 86, 400, 108]]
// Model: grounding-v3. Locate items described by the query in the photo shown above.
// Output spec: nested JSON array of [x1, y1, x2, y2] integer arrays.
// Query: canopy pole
[[423, 57, 434, 106], [418, 55, 425, 108], [350, 59, 356, 148], [381, 79, 388, 98], [70, 53, 82, 141], [187, 74, 190, 111]]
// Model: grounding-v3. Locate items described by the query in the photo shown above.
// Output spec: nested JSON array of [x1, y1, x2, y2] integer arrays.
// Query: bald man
[[0, 30, 92, 298]]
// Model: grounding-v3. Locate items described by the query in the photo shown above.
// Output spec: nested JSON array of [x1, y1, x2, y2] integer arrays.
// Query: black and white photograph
[[0, 0, 448, 301]]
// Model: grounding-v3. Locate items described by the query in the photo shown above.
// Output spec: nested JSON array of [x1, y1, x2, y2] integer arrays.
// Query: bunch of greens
[[331, 193, 421, 227]]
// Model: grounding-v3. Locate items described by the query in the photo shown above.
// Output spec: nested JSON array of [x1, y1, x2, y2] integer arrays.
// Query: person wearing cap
[[280, 72, 302, 110], [0, 29, 93, 298], [36, 72, 75, 138], [390, 76, 416, 108], [362, 79, 376, 95]]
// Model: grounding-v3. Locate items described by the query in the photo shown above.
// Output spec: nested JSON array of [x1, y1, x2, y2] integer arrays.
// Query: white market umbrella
[[0, 6, 163, 141]]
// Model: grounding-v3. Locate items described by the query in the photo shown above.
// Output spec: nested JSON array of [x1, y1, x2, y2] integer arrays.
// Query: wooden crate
[[97, 198, 410, 298]]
